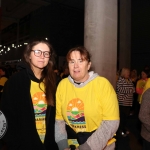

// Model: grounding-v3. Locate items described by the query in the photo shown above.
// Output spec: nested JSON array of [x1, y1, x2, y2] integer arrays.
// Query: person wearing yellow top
[[55, 46, 119, 150], [136, 70, 149, 104], [0, 67, 8, 99], [0, 38, 58, 150]]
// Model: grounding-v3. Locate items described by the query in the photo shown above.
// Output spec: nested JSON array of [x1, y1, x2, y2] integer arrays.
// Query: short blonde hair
[[120, 68, 130, 77]]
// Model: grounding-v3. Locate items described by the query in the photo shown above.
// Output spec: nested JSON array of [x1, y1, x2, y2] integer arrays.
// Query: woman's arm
[[55, 120, 69, 150], [78, 120, 119, 150], [78, 78, 120, 150], [0, 79, 21, 148], [136, 80, 144, 94], [139, 89, 150, 132]]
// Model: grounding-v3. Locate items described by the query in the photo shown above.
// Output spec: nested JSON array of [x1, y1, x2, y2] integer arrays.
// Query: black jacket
[[0, 63, 58, 150]]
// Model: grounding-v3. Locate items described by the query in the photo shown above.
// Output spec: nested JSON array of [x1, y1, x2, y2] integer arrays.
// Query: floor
[[116, 113, 143, 150]]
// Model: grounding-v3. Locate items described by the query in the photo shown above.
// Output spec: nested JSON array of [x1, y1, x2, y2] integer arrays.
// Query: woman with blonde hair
[[136, 69, 149, 104], [116, 67, 135, 137]]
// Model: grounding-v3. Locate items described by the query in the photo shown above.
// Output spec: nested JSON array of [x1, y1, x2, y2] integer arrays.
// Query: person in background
[[116, 69, 121, 82], [130, 69, 138, 115], [0, 67, 9, 99], [0, 67, 9, 150], [136, 69, 149, 104], [54, 68, 61, 86], [55, 46, 119, 150], [130, 69, 138, 84], [0, 37, 58, 150], [60, 65, 70, 79], [139, 78, 150, 150], [116, 68, 135, 137]]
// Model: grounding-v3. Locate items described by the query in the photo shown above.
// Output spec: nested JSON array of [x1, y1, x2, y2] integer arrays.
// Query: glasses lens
[[44, 52, 50, 58], [34, 50, 41, 57]]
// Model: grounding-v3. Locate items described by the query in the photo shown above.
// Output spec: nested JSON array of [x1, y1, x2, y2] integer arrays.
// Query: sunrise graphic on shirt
[[32, 92, 47, 113], [67, 98, 86, 132]]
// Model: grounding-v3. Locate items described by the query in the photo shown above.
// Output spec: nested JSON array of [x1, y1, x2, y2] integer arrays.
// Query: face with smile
[[68, 50, 91, 83], [29, 43, 50, 72]]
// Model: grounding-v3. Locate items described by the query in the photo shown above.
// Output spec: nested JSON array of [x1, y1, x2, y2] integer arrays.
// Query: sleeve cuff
[[78, 142, 91, 150], [57, 139, 69, 150]]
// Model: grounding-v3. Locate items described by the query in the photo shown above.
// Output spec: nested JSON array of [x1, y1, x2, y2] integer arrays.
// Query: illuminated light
[[45, 38, 48, 40], [18, 45, 20, 47], [1, 49, 3, 51], [4, 46, 6, 48], [20, 45, 22, 46], [0, 45, 2, 47], [8, 47, 10, 51], [12, 44, 14, 47], [24, 43, 28, 45]]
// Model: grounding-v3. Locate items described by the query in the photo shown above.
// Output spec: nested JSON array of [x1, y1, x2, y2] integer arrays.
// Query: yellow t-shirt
[[0, 77, 8, 92], [30, 81, 47, 143], [56, 76, 119, 133], [141, 78, 150, 102], [136, 79, 147, 103]]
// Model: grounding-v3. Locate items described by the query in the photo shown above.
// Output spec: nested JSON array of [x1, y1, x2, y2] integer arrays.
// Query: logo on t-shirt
[[67, 98, 86, 132], [32, 92, 47, 143], [0, 111, 7, 139]]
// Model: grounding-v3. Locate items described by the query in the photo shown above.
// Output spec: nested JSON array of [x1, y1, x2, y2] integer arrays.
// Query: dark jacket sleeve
[[0, 77, 22, 148], [0, 73, 47, 150]]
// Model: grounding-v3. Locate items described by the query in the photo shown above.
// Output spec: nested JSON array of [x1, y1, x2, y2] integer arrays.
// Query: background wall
[[30, 3, 84, 56], [131, 0, 150, 74], [0, 2, 84, 67]]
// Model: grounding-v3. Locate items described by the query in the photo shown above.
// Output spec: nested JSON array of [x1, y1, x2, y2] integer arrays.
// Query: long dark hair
[[22, 37, 56, 106]]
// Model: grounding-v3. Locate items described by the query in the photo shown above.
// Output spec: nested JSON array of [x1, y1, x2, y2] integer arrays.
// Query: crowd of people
[[116, 66, 150, 150], [0, 37, 149, 150]]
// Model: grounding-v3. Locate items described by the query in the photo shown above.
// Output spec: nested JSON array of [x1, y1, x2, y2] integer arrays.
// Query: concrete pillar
[[118, 0, 131, 69], [84, 0, 117, 87]]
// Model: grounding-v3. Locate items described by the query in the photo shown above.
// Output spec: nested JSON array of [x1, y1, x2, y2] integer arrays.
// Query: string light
[[0, 37, 48, 57]]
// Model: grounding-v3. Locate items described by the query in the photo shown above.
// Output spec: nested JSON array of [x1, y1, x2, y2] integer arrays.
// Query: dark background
[[131, 0, 150, 73], [1, 0, 150, 73]]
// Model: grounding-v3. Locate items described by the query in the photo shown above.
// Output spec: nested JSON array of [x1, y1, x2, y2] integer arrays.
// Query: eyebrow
[[69, 58, 83, 61]]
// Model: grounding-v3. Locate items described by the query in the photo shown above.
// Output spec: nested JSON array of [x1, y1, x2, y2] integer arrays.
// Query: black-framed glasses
[[31, 50, 50, 58]]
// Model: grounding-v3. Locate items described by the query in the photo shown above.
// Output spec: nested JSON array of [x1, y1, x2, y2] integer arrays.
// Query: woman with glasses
[[0, 37, 58, 150]]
